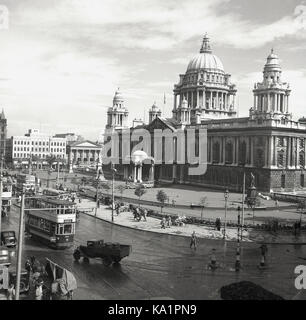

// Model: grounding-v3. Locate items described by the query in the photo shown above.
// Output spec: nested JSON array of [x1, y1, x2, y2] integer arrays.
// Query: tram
[[25, 196, 76, 249], [42, 188, 67, 199]]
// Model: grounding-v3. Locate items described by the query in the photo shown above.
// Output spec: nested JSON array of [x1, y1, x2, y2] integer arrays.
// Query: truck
[[73, 240, 132, 266], [1, 230, 17, 248]]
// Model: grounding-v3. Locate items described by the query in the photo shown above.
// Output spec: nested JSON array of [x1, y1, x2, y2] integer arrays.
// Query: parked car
[[0, 246, 11, 267], [1, 230, 17, 248], [9, 270, 30, 293]]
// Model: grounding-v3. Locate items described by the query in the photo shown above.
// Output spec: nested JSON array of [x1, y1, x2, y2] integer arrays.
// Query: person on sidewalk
[[6, 284, 15, 300], [161, 217, 166, 229], [166, 216, 172, 228], [34, 280, 44, 300], [190, 231, 197, 250]]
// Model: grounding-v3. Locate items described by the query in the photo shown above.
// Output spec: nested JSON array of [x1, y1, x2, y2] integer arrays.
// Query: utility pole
[[241, 172, 245, 240], [111, 164, 117, 222], [57, 160, 60, 187], [15, 193, 25, 300], [0, 156, 3, 236], [223, 189, 229, 239], [29, 153, 32, 175], [95, 173, 100, 218]]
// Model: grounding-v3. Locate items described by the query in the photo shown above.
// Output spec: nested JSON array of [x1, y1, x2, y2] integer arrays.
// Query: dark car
[[1, 230, 17, 248]]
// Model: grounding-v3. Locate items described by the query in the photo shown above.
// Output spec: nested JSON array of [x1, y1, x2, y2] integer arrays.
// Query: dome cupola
[[186, 34, 224, 73]]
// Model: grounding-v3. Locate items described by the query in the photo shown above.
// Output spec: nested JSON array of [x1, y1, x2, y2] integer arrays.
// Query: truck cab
[[1, 230, 17, 248]]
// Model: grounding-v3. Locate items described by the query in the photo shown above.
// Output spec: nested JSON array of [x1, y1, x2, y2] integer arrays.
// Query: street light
[[111, 164, 117, 222], [223, 189, 229, 239]]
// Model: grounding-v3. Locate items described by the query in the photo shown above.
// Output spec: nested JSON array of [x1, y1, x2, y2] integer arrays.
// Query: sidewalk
[[76, 199, 306, 244], [77, 198, 250, 242]]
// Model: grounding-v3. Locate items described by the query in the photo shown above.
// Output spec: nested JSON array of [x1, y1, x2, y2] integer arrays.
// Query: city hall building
[[104, 35, 306, 193]]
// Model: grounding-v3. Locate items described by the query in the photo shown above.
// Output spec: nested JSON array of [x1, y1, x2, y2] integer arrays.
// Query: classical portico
[[67, 140, 102, 166]]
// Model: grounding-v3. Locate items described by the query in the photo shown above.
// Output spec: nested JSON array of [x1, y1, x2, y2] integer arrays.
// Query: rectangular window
[[64, 224, 72, 234], [301, 174, 305, 188], [57, 224, 64, 235]]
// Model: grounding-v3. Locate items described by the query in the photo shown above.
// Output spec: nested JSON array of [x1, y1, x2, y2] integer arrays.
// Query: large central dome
[[186, 34, 224, 73]]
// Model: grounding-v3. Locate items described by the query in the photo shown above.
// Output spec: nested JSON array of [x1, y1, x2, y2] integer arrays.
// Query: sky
[[0, 0, 306, 141]]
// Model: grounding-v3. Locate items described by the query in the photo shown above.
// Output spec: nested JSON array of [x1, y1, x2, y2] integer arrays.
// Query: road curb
[[81, 210, 257, 243], [80, 211, 306, 245]]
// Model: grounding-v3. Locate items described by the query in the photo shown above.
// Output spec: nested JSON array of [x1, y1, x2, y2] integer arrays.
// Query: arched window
[[225, 142, 233, 164], [277, 150, 285, 168], [299, 152, 305, 167], [212, 142, 220, 163], [238, 141, 247, 165], [256, 149, 265, 167]]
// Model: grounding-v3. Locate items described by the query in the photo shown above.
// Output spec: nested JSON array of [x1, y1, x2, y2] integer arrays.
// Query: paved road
[[2, 201, 306, 300]]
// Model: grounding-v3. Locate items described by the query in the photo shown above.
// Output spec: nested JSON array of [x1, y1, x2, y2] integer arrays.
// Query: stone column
[[149, 163, 154, 181], [254, 95, 256, 109], [292, 137, 296, 168], [138, 164, 143, 182], [191, 91, 194, 108], [250, 137, 254, 166], [235, 137, 239, 165], [222, 137, 226, 164], [286, 137, 291, 168], [210, 137, 213, 163], [133, 164, 137, 183], [210, 91, 213, 109], [296, 137, 300, 168], [221, 92, 224, 110], [172, 164, 177, 182], [268, 136, 273, 167], [202, 90, 206, 108], [197, 90, 200, 108]]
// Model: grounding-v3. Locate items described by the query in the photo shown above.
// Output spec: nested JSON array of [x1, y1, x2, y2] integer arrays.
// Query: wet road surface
[[2, 202, 306, 300]]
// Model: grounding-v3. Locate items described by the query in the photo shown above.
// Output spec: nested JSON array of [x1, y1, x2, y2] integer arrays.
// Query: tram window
[[57, 225, 64, 235], [64, 224, 72, 234], [39, 219, 45, 229], [44, 221, 50, 232], [51, 223, 56, 235]]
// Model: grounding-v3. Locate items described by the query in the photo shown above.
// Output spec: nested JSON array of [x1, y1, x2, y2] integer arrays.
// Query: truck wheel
[[73, 250, 81, 261], [113, 257, 122, 264], [83, 257, 89, 263], [102, 257, 112, 267]]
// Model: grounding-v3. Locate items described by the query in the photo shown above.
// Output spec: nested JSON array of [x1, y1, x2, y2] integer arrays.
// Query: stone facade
[[103, 35, 306, 193]]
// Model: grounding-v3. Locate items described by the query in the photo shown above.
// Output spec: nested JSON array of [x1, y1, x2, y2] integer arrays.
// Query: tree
[[134, 184, 146, 207], [156, 189, 168, 214], [117, 184, 126, 201], [46, 155, 58, 169], [199, 196, 207, 221]]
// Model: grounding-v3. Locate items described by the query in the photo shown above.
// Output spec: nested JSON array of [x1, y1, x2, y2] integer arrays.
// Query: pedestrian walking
[[25, 259, 32, 274], [34, 280, 44, 300], [275, 199, 279, 208], [166, 216, 172, 228], [6, 284, 15, 300], [143, 209, 147, 222], [190, 231, 197, 250], [67, 290, 74, 300], [161, 217, 166, 229]]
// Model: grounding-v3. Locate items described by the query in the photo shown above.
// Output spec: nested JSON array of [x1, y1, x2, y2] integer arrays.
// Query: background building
[[67, 140, 102, 168], [11, 129, 67, 169], [0, 109, 7, 161], [103, 35, 306, 192]]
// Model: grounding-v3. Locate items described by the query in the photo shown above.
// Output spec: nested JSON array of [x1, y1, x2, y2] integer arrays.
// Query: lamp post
[[0, 156, 3, 235], [223, 189, 229, 239], [111, 164, 117, 222]]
